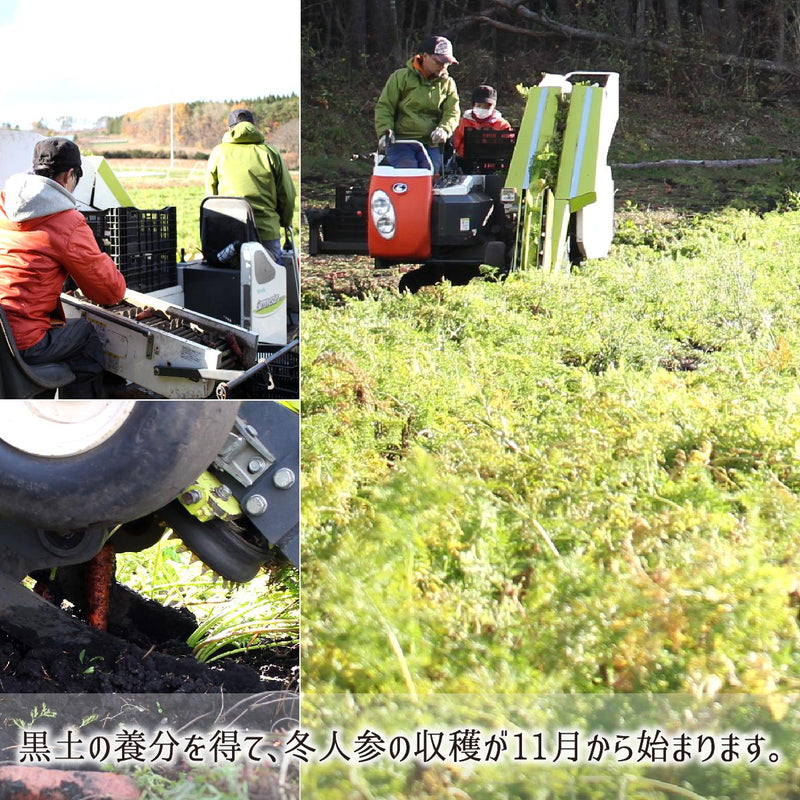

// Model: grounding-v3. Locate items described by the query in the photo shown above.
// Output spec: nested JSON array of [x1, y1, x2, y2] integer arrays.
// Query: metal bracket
[[212, 417, 277, 488]]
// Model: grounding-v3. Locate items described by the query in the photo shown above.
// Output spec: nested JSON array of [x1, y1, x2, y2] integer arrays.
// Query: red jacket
[[0, 174, 126, 350], [453, 109, 513, 156]]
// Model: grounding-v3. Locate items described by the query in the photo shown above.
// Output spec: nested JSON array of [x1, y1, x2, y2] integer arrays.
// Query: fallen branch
[[613, 157, 785, 170]]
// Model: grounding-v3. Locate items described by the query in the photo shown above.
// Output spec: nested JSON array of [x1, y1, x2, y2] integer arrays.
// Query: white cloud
[[0, 0, 300, 129]]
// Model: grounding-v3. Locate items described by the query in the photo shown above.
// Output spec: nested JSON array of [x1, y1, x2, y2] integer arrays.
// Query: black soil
[[0, 578, 298, 694]]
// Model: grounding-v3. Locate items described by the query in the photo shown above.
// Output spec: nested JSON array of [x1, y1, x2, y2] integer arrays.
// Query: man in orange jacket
[[0, 138, 126, 397]]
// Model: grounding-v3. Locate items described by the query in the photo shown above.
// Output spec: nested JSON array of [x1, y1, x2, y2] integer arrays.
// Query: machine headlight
[[370, 190, 396, 239]]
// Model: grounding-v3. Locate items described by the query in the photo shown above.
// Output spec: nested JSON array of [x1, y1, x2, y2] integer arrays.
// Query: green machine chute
[[504, 72, 619, 273]]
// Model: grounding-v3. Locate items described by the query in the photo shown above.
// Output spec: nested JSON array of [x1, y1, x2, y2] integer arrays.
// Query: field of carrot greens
[[300, 200, 800, 797]]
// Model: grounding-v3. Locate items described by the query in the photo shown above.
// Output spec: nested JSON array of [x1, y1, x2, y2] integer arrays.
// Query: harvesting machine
[[0, 130, 299, 400], [307, 71, 619, 289], [0, 399, 298, 649]]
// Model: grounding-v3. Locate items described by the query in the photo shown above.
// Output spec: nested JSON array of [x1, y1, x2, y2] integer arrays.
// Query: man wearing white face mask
[[453, 84, 513, 157]]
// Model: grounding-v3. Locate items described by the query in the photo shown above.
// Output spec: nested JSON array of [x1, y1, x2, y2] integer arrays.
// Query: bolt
[[244, 494, 268, 516], [245, 424, 258, 438], [248, 457, 266, 474], [273, 468, 296, 490], [180, 489, 203, 505], [214, 485, 232, 500]]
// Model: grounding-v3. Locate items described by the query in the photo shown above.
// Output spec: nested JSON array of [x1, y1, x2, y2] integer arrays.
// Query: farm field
[[300, 167, 800, 796], [110, 158, 300, 260]]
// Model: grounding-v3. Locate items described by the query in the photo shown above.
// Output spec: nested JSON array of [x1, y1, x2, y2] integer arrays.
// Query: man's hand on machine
[[430, 127, 447, 144], [378, 130, 395, 151]]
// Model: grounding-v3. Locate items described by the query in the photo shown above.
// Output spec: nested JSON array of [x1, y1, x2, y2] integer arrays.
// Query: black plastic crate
[[325, 185, 368, 241], [103, 207, 176, 259], [113, 255, 177, 293], [460, 128, 517, 174], [80, 207, 177, 292], [335, 185, 368, 211], [81, 210, 105, 242], [322, 209, 367, 242]]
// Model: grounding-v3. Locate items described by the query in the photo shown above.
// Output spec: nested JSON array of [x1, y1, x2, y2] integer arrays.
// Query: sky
[[0, 0, 300, 130]]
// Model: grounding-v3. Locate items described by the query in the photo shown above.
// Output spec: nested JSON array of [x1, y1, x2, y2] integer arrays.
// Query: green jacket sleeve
[[205, 147, 219, 195], [272, 151, 297, 230], [439, 78, 461, 137], [375, 71, 402, 138]]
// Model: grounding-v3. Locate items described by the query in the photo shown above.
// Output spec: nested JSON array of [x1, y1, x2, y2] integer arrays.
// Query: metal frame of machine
[[0, 400, 299, 579]]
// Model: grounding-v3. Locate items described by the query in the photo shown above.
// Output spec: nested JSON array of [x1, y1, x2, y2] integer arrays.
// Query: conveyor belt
[[103, 300, 248, 371], [62, 290, 260, 399]]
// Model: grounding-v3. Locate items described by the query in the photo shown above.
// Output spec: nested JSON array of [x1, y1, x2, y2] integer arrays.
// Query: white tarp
[[0, 129, 44, 187], [0, 130, 131, 209]]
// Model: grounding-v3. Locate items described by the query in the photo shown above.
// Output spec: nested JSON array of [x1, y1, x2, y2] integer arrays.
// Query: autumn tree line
[[303, 0, 800, 97], [104, 95, 299, 155]]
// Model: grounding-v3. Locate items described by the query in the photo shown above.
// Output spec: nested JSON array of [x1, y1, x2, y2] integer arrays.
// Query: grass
[[113, 159, 301, 260], [116, 531, 299, 664], [300, 202, 800, 797], [298, 47, 800, 798]]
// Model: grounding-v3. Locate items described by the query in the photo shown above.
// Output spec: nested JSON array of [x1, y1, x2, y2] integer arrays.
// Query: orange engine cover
[[367, 167, 433, 260]]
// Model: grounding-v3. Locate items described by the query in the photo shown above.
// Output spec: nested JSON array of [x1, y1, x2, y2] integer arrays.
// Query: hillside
[[302, 84, 800, 306], [69, 96, 299, 167]]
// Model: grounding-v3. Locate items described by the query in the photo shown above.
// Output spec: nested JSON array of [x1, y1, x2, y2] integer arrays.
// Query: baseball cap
[[419, 35, 458, 64], [472, 85, 497, 104], [228, 108, 255, 127], [32, 137, 82, 174]]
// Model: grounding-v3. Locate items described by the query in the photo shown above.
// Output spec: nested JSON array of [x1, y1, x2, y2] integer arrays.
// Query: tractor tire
[[398, 264, 443, 293], [0, 400, 241, 531], [156, 501, 276, 583]]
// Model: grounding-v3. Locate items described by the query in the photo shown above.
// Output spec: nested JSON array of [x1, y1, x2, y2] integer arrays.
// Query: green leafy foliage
[[302, 204, 800, 797], [116, 533, 299, 662]]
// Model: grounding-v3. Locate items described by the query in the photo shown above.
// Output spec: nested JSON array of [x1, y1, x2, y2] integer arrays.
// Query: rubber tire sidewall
[[0, 401, 241, 530]]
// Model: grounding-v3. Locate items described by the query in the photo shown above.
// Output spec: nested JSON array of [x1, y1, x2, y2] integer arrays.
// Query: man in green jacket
[[375, 35, 460, 172], [205, 109, 296, 264]]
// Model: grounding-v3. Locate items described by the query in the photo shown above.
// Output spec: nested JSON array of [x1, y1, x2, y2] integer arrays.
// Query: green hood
[[223, 121, 265, 145]]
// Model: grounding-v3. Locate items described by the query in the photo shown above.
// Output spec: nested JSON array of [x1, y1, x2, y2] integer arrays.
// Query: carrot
[[86, 543, 115, 632], [0, 766, 140, 799], [226, 332, 244, 362]]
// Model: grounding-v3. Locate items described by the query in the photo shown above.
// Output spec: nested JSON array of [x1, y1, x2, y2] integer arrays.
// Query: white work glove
[[378, 130, 395, 151], [430, 127, 448, 144]]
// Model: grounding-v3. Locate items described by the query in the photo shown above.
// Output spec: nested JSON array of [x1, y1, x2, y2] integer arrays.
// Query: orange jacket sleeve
[[62, 212, 127, 305]]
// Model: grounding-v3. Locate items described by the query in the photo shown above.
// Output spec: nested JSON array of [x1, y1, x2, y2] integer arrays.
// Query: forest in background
[[42, 95, 302, 165], [305, 0, 800, 83], [303, 0, 800, 166], [103, 95, 299, 152]]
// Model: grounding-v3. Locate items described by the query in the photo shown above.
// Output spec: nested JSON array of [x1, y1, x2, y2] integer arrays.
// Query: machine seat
[[0, 306, 76, 398], [198, 195, 299, 325], [200, 196, 261, 266]]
